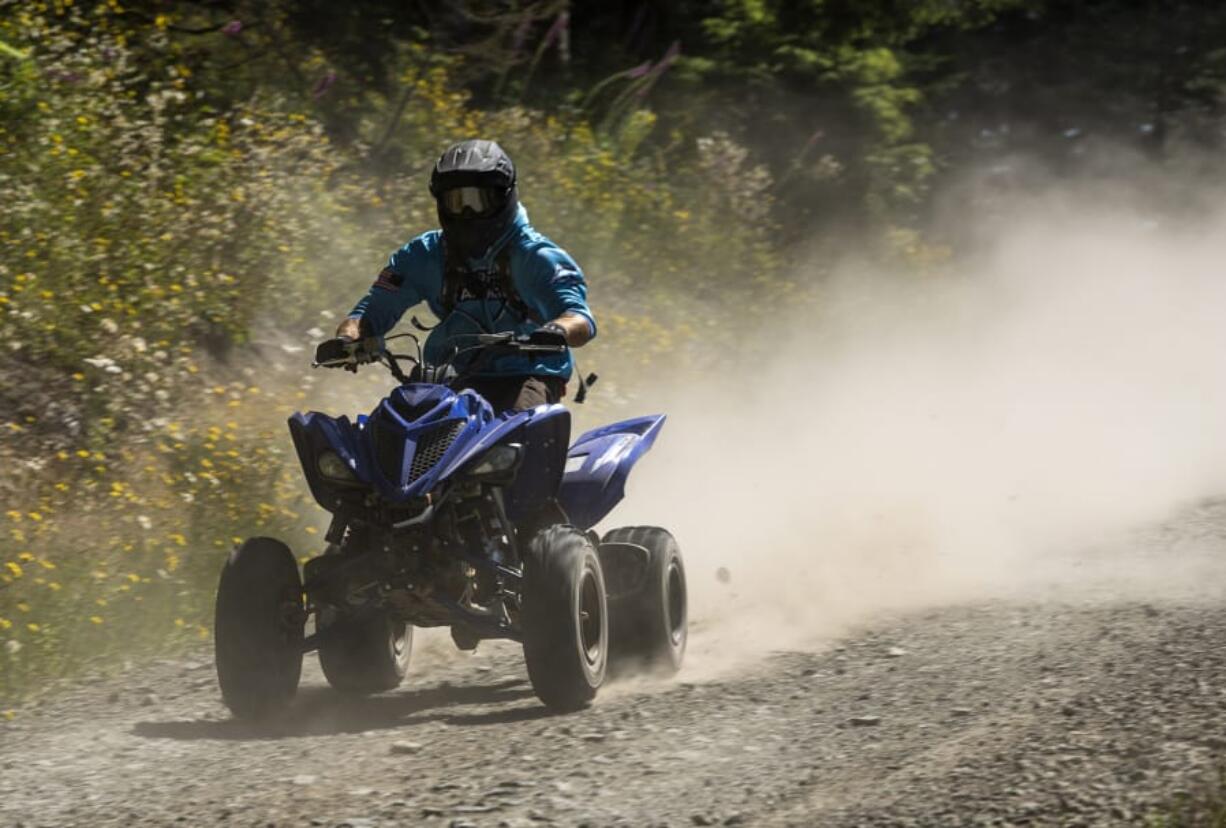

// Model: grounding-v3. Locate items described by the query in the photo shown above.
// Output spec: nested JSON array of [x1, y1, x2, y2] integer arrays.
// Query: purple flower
[[626, 60, 652, 80], [512, 18, 532, 54], [221, 20, 243, 37], [541, 13, 567, 49], [634, 41, 682, 97], [658, 40, 681, 70], [312, 71, 337, 99]]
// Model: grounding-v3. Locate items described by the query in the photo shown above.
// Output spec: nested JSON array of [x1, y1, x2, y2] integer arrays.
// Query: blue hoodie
[[348, 205, 596, 379]]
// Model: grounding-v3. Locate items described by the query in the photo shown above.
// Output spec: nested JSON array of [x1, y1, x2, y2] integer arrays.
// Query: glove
[[524, 323, 568, 348], [314, 337, 355, 367]]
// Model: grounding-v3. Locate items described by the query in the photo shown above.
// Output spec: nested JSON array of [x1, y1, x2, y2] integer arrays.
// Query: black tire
[[317, 609, 412, 695], [214, 537, 304, 720], [521, 525, 608, 711], [602, 526, 687, 676]]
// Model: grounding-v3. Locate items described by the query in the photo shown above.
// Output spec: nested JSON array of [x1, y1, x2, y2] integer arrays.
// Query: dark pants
[[458, 375, 565, 413]]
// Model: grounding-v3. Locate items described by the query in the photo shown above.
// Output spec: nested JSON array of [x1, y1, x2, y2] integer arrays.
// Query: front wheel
[[317, 609, 412, 695], [521, 525, 608, 711], [602, 526, 687, 676], [214, 537, 305, 720]]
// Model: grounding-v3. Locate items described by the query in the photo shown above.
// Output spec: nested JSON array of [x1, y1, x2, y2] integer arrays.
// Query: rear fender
[[557, 415, 665, 530]]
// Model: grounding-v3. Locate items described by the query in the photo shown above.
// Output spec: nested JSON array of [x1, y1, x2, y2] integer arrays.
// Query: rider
[[316, 139, 596, 412]]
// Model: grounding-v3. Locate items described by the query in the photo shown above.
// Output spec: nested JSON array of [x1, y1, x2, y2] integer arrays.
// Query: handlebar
[[473, 331, 569, 354], [313, 330, 567, 385]]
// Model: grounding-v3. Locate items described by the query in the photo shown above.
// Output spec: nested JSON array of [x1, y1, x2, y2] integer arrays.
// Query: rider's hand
[[314, 337, 355, 367], [524, 323, 568, 348], [336, 317, 363, 341]]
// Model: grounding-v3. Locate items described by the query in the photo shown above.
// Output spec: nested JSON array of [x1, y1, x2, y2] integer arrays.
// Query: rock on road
[[3, 504, 1226, 828]]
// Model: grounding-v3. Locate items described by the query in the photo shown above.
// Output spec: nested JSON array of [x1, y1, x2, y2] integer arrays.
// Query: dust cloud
[[613, 193, 1226, 675]]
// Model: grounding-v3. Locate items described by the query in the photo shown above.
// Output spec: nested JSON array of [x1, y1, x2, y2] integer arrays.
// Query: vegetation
[[2, 0, 1226, 708]]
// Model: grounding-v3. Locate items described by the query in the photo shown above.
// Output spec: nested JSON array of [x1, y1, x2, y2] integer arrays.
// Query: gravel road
[[3, 503, 1226, 828]]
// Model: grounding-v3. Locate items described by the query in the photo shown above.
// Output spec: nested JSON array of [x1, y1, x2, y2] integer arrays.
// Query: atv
[[213, 331, 686, 719]]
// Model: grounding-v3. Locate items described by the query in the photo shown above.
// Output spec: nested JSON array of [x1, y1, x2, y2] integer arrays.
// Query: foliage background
[[2, 0, 1226, 708]]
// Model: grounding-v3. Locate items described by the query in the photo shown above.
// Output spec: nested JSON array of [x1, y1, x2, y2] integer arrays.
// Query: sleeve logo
[[373, 267, 403, 291]]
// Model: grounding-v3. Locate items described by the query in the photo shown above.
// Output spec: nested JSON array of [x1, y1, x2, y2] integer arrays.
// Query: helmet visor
[[438, 186, 506, 218]]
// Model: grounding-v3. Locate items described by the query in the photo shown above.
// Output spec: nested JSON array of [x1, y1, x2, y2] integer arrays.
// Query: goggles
[[438, 185, 507, 218]]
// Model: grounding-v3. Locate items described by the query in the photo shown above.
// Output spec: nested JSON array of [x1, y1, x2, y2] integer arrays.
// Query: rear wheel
[[522, 525, 608, 711], [317, 610, 412, 695], [214, 537, 304, 720], [602, 526, 687, 676]]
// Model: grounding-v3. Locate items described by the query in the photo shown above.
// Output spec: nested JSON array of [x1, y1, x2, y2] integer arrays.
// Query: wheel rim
[[578, 566, 604, 667], [666, 559, 685, 646]]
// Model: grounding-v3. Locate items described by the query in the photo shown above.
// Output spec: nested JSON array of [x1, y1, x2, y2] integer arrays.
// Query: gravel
[[3, 502, 1226, 826]]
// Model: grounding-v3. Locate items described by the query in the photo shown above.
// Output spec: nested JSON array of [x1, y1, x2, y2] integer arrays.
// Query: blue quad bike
[[213, 331, 687, 719]]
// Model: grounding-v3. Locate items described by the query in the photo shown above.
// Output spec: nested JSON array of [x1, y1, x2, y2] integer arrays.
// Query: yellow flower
[[89, 616, 104, 625], [1, 711, 14, 721], [16, 603, 29, 613], [16, 552, 33, 562], [5, 562, 22, 579], [47, 582, 61, 591], [0, 618, 10, 630], [174, 618, 185, 627], [26, 623, 40, 633]]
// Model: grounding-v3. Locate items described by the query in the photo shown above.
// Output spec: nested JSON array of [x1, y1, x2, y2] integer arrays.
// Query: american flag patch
[[373, 267, 402, 291]]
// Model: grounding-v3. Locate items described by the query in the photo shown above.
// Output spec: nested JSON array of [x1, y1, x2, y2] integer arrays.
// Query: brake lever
[[515, 344, 568, 354], [312, 358, 353, 369]]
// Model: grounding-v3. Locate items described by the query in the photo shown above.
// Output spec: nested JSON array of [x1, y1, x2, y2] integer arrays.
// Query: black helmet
[[430, 139, 519, 263]]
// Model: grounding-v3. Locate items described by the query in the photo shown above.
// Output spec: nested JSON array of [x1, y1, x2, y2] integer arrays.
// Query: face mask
[[439, 186, 519, 263]]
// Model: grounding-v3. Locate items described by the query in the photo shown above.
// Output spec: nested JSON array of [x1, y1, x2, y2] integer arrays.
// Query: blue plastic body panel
[[289, 380, 660, 531], [556, 414, 666, 530], [289, 382, 572, 517], [290, 383, 493, 506]]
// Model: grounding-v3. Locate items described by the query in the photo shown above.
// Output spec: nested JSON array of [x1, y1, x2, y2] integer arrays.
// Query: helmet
[[430, 139, 519, 263]]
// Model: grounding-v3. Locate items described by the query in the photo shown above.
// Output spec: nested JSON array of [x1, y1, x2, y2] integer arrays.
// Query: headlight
[[317, 450, 357, 482], [467, 443, 522, 477]]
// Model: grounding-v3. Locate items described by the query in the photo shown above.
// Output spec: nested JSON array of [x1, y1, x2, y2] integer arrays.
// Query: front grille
[[371, 418, 403, 484], [409, 420, 465, 483]]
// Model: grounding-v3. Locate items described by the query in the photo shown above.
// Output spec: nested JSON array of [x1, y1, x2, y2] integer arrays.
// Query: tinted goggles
[[438, 186, 507, 218]]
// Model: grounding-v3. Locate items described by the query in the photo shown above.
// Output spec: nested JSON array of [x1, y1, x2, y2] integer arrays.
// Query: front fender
[[556, 414, 665, 530], [288, 411, 371, 512]]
